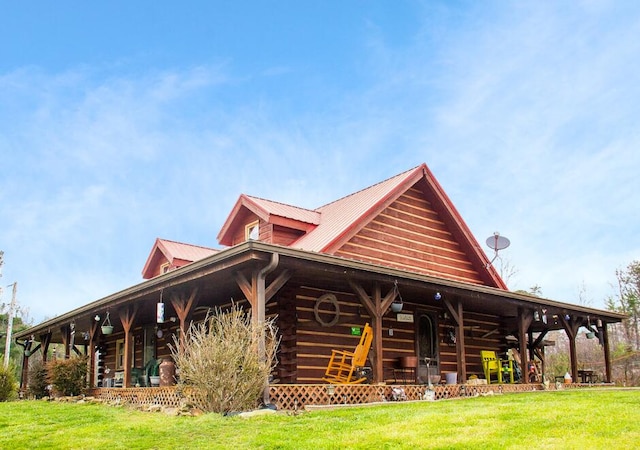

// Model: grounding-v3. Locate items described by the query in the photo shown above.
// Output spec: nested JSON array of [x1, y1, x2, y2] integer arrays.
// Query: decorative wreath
[[314, 293, 340, 327]]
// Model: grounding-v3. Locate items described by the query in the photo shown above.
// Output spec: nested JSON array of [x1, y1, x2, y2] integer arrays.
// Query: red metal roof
[[291, 166, 423, 252], [243, 195, 321, 225], [157, 238, 219, 262], [217, 194, 320, 245], [141, 238, 218, 279], [214, 163, 506, 289]]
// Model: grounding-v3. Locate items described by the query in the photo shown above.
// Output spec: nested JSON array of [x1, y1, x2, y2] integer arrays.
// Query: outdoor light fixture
[[326, 384, 336, 397], [434, 292, 442, 301], [94, 315, 100, 322], [534, 310, 540, 321]]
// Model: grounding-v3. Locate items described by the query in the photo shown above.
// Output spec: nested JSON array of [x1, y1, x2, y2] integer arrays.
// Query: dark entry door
[[417, 312, 439, 384]]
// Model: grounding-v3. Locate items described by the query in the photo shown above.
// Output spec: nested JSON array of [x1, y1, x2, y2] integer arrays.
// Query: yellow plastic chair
[[481, 350, 514, 384], [323, 323, 373, 384]]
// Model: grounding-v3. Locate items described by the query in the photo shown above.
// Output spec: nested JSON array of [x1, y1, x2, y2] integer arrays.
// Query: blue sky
[[1, 1, 638, 323]]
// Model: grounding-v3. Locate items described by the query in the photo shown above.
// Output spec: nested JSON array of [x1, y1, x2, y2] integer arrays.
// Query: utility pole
[[3, 282, 17, 369]]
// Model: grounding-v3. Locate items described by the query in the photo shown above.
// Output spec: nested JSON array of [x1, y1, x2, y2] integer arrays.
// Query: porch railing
[[85, 381, 605, 411]]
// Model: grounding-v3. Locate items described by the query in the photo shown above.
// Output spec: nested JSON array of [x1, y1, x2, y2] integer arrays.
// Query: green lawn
[[0, 389, 638, 449]]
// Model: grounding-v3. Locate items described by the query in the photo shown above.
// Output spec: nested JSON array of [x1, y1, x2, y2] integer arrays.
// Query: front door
[[416, 312, 439, 384]]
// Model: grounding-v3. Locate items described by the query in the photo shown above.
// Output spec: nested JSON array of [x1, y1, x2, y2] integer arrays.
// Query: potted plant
[[148, 360, 161, 387], [101, 312, 113, 335]]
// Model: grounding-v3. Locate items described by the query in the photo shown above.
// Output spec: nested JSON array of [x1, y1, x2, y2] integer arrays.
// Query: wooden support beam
[[60, 325, 71, 359], [235, 267, 290, 324], [234, 254, 282, 405], [87, 320, 99, 387], [19, 339, 34, 392], [531, 329, 549, 350], [265, 269, 291, 302], [518, 308, 533, 384], [170, 287, 200, 354], [442, 298, 460, 326], [602, 322, 612, 383], [348, 280, 398, 383], [455, 300, 466, 382], [481, 328, 500, 339], [559, 314, 581, 382], [442, 297, 466, 381], [235, 272, 253, 307], [39, 332, 52, 363], [119, 305, 138, 388]]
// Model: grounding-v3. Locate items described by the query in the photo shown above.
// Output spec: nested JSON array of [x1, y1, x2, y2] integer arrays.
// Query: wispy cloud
[[1, 2, 639, 321]]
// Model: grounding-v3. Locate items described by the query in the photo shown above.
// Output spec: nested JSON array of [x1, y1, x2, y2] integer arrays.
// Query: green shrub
[[0, 364, 17, 401], [47, 356, 88, 396], [27, 356, 49, 399], [171, 304, 279, 414]]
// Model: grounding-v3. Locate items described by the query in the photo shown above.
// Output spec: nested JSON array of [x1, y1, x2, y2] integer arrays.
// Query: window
[[245, 221, 260, 240], [160, 263, 170, 274], [115, 339, 126, 370]]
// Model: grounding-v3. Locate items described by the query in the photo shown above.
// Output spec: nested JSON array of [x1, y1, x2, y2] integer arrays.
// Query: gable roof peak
[[315, 164, 425, 210]]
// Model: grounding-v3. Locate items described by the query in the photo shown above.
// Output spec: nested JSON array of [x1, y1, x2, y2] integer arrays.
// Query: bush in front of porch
[[0, 364, 17, 401], [170, 304, 279, 414], [46, 356, 88, 396]]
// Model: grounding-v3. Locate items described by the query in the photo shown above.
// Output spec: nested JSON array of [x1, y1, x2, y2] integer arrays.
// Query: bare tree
[[606, 261, 640, 351], [496, 256, 518, 288]]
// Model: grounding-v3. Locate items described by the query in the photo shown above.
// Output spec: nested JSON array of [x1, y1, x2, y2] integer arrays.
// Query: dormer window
[[246, 221, 260, 240], [160, 263, 171, 274]]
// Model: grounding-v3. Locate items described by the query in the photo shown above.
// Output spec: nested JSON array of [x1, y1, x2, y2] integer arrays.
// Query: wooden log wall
[[271, 284, 513, 384], [334, 184, 484, 285]]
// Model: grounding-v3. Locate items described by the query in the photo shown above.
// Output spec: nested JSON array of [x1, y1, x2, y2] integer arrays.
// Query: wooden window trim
[[245, 220, 260, 241]]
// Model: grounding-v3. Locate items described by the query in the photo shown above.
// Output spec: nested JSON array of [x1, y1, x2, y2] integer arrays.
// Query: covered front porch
[[15, 242, 625, 402]]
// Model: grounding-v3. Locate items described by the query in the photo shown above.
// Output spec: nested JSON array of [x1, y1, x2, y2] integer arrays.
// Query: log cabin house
[[15, 163, 624, 408]]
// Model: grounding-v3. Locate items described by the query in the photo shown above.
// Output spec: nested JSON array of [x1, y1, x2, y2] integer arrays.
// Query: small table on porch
[[577, 370, 596, 383], [385, 366, 416, 384]]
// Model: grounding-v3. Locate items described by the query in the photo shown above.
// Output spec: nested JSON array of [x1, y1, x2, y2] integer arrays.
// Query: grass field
[[0, 389, 638, 449]]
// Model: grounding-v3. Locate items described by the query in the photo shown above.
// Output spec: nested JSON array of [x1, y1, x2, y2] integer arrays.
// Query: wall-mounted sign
[[351, 327, 362, 336], [396, 313, 414, 323]]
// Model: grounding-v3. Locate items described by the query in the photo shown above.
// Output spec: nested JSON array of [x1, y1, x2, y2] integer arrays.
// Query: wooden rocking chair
[[323, 323, 373, 384], [481, 350, 514, 384]]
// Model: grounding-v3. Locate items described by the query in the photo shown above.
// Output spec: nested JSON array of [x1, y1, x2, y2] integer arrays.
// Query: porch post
[[560, 314, 580, 382], [531, 329, 549, 380], [20, 350, 30, 392], [17, 339, 33, 392], [349, 281, 398, 383], [443, 298, 466, 383], [602, 322, 612, 383], [235, 253, 282, 404], [60, 325, 71, 359], [518, 308, 533, 384], [119, 306, 138, 388], [88, 319, 99, 387]]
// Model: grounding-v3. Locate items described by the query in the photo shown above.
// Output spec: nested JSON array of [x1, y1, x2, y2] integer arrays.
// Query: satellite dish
[[486, 232, 510, 252], [485, 232, 510, 268]]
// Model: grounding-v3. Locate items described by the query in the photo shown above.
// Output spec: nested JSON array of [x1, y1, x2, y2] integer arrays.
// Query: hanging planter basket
[[390, 280, 403, 313], [101, 312, 113, 335]]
